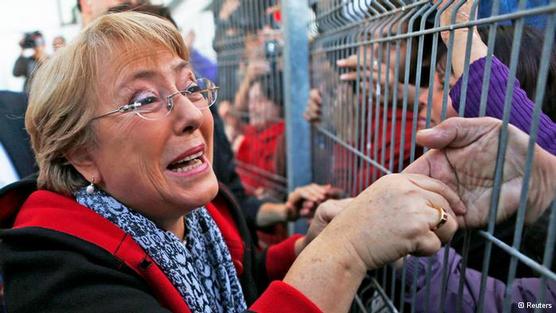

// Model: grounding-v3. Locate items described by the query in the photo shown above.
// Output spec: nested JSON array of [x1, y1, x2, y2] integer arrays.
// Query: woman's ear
[[65, 147, 102, 185]]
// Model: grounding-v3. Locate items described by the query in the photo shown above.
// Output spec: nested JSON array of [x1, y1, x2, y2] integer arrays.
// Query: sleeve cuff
[[265, 234, 303, 280], [249, 281, 322, 313]]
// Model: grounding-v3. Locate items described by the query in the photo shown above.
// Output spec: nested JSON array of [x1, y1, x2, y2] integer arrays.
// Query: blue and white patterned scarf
[[75, 188, 247, 313]]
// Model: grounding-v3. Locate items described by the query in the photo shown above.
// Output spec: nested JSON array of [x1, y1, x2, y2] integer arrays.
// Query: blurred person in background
[[235, 72, 285, 196], [12, 31, 47, 93], [52, 36, 66, 52], [0, 90, 36, 188], [184, 30, 218, 84], [304, 15, 440, 192]]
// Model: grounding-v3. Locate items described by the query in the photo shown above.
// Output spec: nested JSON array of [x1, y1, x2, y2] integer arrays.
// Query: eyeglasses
[[91, 78, 219, 121]]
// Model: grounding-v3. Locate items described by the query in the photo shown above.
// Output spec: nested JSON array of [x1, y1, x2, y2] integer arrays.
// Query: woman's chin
[[166, 170, 219, 210], [185, 173, 219, 208]]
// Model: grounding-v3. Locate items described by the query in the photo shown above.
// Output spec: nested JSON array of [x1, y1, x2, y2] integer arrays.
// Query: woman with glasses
[[0, 12, 464, 313]]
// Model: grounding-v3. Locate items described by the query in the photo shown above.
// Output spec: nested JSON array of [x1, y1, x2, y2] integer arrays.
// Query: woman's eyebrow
[[116, 61, 190, 90], [172, 60, 190, 74], [116, 70, 157, 91]]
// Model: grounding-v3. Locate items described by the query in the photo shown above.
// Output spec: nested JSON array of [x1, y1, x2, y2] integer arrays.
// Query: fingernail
[[340, 74, 348, 80], [337, 60, 345, 66]]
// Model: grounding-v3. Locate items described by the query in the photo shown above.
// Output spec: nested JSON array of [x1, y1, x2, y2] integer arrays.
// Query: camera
[[264, 40, 281, 59], [20, 31, 44, 49]]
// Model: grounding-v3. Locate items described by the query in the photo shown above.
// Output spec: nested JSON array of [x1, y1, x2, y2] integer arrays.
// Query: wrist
[[283, 233, 367, 312], [451, 30, 487, 79], [318, 225, 368, 276]]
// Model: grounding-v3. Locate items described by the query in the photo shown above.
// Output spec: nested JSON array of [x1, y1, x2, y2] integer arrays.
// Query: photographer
[[12, 31, 47, 93]]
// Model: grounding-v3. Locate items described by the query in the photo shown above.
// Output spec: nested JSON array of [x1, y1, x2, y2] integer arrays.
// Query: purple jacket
[[450, 56, 556, 155], [404, 247, 556, 312]]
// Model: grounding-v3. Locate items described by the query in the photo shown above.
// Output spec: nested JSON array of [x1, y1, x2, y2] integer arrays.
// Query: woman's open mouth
[[166, 145, 210, 177], [167, 151, 205, 173]]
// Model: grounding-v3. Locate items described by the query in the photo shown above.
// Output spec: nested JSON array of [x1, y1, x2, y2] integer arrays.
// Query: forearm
[[283, 232, 366, 313], [451, 29, 487, 79], [256, 202, 287, 227], [234, 77, 251, 112]]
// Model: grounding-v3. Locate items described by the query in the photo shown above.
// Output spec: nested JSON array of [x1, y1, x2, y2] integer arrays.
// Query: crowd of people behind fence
[[0, 0, 555, 312]]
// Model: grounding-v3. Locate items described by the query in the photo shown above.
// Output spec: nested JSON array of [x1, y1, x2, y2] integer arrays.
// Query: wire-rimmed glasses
[[91, 77, 219, 121]]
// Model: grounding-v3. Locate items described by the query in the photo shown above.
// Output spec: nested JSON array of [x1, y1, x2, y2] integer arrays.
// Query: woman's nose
[[418, 88, 429, 110], [172, 94, 204, 134]]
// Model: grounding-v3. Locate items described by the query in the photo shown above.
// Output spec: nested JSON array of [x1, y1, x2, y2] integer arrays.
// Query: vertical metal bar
[[535, 201, 556, 313], [356, 20, 368, 194], [456, 230, 472, 313], [503, 7, 556, 312], [398, 3, 429, 172], [477, 1, 500, 117], [409, 2, 438, 163], [440, 0, 463, 120], [424, 0, 452, 131], [477, 3, 523, 312], [456, 0, 480, 116], [283, 0, 312, 232]]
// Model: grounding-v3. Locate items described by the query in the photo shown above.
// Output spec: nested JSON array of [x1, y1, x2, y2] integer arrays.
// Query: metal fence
[[213, 0, 556, 312], [213, 0, 291, 202]]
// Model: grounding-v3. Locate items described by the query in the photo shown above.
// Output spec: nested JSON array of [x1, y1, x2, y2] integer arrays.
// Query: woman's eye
[[182, 83, 205, 101], [136, 96, 158, 106], [186, 84, 201, 93], [130, 92, 160, 109]]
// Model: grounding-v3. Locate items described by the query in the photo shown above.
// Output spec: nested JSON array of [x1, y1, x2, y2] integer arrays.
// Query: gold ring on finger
[[428, 202, 448, 231]]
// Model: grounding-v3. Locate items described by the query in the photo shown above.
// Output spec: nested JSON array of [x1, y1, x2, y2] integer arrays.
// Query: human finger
[[430, 204, 458, 244], [415, 117, 500, 150], [305, 103, 321, 117], [404, 173, 466, 215], [290, 186, 321, 204], [340, 70, 372, 81], [412, 231, 442, 257], [300, 201, 318, 218], [309, 89, 322, 104], [336, 54, 358, 68], [317, 198, 353, 224], [417, 189, 459, 244], [299, 185, 328, 202], [325, 187, 345, 199], [304, 112, 321, 123]]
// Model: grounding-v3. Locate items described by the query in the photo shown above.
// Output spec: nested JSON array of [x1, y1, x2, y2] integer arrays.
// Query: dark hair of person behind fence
[[477, 25, 556, 120]]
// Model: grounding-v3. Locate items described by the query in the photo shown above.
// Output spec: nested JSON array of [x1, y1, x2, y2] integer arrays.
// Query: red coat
[[236, 121, 285, 193], [0, 179, 321, 313], [331, 107, 417, 194]]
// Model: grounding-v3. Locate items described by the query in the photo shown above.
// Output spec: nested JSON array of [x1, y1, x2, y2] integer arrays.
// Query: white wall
[[172, 0, 216, 61], [0, 0, 80, 91]]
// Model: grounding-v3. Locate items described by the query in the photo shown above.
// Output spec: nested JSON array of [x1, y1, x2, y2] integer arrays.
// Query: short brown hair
[[26, 11, 188, 195]]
